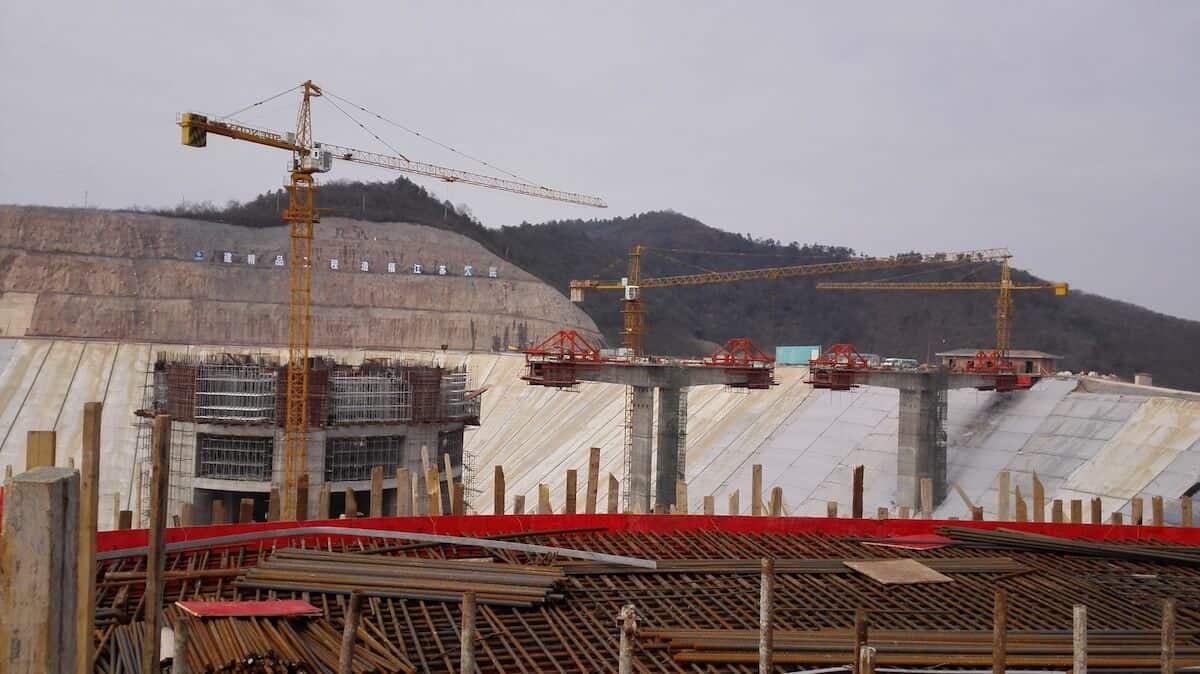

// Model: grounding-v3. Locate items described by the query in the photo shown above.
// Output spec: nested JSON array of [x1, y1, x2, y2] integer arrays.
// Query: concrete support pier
[[655, 387, 683, 511], [1, 467, 80, 673], [628, 386, 655, 512], [895, 369, 949, 509]]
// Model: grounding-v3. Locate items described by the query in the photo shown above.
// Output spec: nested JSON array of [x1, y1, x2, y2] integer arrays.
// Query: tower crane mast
[[179, 80, 605, 519]]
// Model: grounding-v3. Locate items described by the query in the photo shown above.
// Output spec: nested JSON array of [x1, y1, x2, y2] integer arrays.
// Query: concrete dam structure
[[2, 337, 1198, 529]]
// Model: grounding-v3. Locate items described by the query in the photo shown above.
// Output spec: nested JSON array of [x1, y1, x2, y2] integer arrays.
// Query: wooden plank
[[267, 488, 280, 522], [843, 559, 953, 585], [410, 472, 420, 516], [344, 487, 358, 519], [118, 510, 133, 529], [1090, 497, 1102, 525], [898, 506, 911, 519], [452, 482, 465, 515], [1070, 499, 1082, 524], [176, 599, 321, 618], [296, 473, 309, 521], [826, 501, 838, 518], [676, 481, 689, 514], [920, 478, 933, 519], [513, 494, 526, 516], [370, 466, 384, 518], [77, 402, 101, 674], [1131, 497, 1144, 525], [180, 502, 193, 527], [751, 464, 763, 516], [25, 429, 56, 469], [537, 483, 552, 514], [565, 469, 578, 514], [972, 506, 984, 521], [318, 484, 331, 520], [607, 474, 619, 514], [1110, 511, 1124, 525], [1182, 497, 1194, 528], [1152, 495, 1164, 526], [425, 465, 442, 516], [238, 498, 254, 524], [1052, 499, 1064, 523], [769, 487, 782, 517], [997, 471, 1011, 521], [143, 415, 171, 674], [1014, 485, 1028, 522], [133, 462, 143, 527], [585, 447, 601, 514], [493, 465, 505, 515], [703, 495, 715, 515], [1032, 472, 1045, 523], [396, 468, 412, 516], [728, 489, 740, 516], [851, 465, 865, 518], [876, 507, 889, 520]]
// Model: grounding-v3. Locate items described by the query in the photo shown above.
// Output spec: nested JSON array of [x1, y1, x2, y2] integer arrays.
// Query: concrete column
[[655, 387, 683, 511], [1, 467, 80, 673], [896, 369, 948, 509], [628, 386, 654, 513]]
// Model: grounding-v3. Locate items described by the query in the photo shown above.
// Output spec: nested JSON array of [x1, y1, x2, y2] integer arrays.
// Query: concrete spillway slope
[[2, 338, 1198, 528]]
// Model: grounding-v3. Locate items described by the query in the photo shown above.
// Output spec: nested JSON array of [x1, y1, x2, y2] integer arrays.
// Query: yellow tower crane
[[570, 247, 1013, 356], [816, 253, 1067, 367], [179, 80, 605, 519]]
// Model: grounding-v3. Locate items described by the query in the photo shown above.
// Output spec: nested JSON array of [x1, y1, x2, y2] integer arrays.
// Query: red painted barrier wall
[[92, 513, 1200, 553]]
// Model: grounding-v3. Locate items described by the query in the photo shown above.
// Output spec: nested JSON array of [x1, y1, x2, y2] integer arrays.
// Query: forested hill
[[151, 177, 1200, 390]]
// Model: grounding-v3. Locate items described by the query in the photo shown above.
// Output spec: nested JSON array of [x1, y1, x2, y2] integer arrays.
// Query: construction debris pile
[[88, 525, 1200, 672]]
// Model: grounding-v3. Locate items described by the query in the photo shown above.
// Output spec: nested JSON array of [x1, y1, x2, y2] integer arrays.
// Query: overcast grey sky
[[2, 2, 1197, 319]]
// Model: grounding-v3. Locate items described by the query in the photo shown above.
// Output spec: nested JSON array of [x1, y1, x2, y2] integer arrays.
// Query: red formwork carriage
[[806, 343, 873, 391], [704, 338, 776, 389], [521, 330, 606, 387]]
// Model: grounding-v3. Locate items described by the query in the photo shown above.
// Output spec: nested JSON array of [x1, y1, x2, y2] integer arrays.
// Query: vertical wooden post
[[1152, 495, 1164, 526], [452, 483, 465, 515], [853, 610, 868, 674], [493, 466, 505, 515], [77, 402, 101, 674], [425, 464, 442, 516], [703, 495, 715, 515], [1070, 499, 1082, 524], [751, 464, 763, 516], [410, 472, 420, 515], [1131, 497, 1144, 525], [851, 464, 865, 518], [396, 468, 412, 516], [173, 616, 192, 674], [1110, 511, 1124, 525], [992, 588, 1007, 674], [876, 507, 889, 520], [1052, 499, 1064, 523], [585, 447, 601, 514], [180, 502, 194, 526], [238, 498, 254, 523], [618, 605, 637, 674], [111, 492, 120, 531], [1181, 498, 1194, 527], [1162, 597, 1177, 674], [338, 590, 363, 674], [1014, 486, 1027, 522], [1089, 498, 1102, 525], [0, 467, 80, 673], [972, 506, 984, 521], [769, 487, 782, 516], [460, 591, 477, 674], [728, 489, 740, 515], [858, 646, 877, 674], [296, 472, 309, 521], [118, 510, 133, 529], [133, 462, 143, 527], [1073, 605, 1087, 674], [318, 483, 331, 520], [1032, 472, 1045, 522], [759, 558, 774, 674], [25, 429, 57, 468], [898, 506, 911, 519], [513, 494, 526, 515], [607, 474, 620, 514], [826, 501, 838, 518], [267, 488, 280, 522], [344, 488, 358, 518], [565, 469, 578, 514], [537, 483, 551, 514], [920, 478, 933, 519], [370, 466, 383, 518], [997, 471, 1010, 521], [143, 414, 171, 674], [676, 481, 689, 514]]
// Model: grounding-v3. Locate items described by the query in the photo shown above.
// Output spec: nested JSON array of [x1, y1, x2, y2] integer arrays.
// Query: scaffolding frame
[[330, 372, 411, 424], [325, 435, 405, 482], [195, 363, 278, 423], [196, 434, 275, 481]]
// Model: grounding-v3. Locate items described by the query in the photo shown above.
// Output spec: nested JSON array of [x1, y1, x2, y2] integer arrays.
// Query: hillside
[[154, 178, 1200, 390], [0, 205, 600, 351]]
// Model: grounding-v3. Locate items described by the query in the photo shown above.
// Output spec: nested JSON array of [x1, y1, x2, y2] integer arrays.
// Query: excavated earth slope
[[0, 206, 600, 350]]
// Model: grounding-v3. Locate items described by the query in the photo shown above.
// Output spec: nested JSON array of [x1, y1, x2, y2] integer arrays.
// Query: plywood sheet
[[843, 559, 953, 585]]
